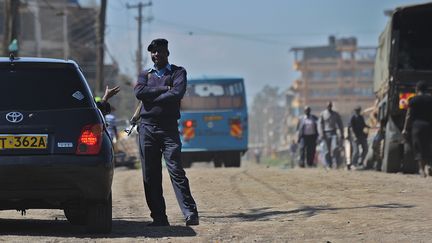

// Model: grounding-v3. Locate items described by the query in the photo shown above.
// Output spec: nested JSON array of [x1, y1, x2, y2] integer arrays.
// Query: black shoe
[[185, 214, 199, 226], [147, 220, 170, 227]]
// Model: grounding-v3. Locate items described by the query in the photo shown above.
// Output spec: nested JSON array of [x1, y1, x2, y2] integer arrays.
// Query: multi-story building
[[291, 36, 376, 122], [0, 0, 100, 91]]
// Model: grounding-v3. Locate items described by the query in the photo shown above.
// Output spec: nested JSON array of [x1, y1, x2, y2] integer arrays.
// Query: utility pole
[[3, 0, 20, 56], [95, 0, 107, 95], [127, 1, 152, 77]]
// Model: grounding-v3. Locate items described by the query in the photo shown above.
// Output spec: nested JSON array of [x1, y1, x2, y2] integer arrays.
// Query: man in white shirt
[[297, 106, 319, 167]]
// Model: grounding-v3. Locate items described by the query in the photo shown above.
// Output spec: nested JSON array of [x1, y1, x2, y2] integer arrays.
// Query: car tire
[[86, 192, 112, 233], [64, 208, 87, 225]]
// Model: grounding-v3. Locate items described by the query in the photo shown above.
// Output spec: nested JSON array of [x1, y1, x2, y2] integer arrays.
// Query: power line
[[154, 18, 381, 45]]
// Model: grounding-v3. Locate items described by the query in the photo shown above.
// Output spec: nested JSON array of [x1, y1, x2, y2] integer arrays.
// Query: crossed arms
[[134, 69, 187, 103]]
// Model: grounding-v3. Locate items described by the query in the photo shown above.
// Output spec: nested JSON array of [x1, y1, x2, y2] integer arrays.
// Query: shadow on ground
[[204, 203, 415, 221], [0, 217, 196, 238]]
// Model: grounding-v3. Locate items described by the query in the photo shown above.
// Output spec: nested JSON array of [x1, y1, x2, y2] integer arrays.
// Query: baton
[[124, 103, 142, 136]]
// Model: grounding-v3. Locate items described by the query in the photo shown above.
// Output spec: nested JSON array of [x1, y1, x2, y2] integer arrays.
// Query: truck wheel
[[401, 142, 418, 173], [86, 193, 112, 233], [381, 118, 402, 173], [225, 152, 241, 167], [64, 208, 87, 225]]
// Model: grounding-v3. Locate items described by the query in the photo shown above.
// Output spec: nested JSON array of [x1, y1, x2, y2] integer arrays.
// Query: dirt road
[[0, 161, 431, 242]]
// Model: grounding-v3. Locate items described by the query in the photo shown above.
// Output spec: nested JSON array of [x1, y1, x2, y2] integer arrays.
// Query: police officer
[[134, 38, 199, 226], [402, 81, 432, 177]]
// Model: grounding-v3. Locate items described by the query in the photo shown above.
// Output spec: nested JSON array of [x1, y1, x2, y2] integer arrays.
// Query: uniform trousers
[[138, 123, 198, 221]]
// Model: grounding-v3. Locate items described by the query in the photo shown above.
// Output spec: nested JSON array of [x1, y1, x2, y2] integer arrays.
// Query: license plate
[[0, 134, 48, 149]]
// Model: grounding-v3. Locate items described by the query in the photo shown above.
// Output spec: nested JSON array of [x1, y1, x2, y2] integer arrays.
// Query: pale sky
[[82, 0, 425, 102]]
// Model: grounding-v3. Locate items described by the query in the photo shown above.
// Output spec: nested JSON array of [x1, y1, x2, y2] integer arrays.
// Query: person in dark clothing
[[297, 106, 319, 167], [348, 106, 369, 169], [134, 38, 199, 226], [402, 81, 432, 177]]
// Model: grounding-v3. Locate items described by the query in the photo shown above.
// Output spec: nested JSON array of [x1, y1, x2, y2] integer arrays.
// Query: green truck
[[373, 2, 432, 173]]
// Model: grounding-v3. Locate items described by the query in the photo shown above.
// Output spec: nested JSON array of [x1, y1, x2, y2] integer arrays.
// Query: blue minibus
[[179, 77, 248, 167]]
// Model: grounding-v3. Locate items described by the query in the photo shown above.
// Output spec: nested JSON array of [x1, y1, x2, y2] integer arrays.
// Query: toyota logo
[[6, 112, 24, 123]]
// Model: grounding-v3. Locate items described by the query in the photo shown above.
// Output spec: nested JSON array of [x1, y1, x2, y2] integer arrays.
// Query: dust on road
[[0, 161, 431, 242]]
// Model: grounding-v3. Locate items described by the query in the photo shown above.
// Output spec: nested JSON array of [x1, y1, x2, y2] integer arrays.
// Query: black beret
[[147, 38, 168, 52]]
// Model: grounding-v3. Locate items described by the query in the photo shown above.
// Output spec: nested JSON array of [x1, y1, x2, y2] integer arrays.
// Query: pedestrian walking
[[319, 101, 344, 169], [297, 106, 318, 167], [134, 38, 199, 226], [289, 140, 298, 168], [254, 147, 262, 164], [348, 106, 369, 169], [402, 81, 432, 177]]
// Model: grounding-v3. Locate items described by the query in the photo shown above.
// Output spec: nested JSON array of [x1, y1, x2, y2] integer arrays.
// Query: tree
[[249, 85, 285, 154]]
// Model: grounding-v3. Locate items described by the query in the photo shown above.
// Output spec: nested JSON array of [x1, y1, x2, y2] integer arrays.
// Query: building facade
[[0, 0, 100, 91], [291, 36, 376, 122]]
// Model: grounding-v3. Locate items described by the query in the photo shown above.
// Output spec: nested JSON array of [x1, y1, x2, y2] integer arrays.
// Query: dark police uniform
[[134, 57, 198, 224]]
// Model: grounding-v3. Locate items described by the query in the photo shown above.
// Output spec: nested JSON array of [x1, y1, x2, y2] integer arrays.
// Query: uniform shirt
[[150, 63, 171, 78], [134, 64, 187, 126]]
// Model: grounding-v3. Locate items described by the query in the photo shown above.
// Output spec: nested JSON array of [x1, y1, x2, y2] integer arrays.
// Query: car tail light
[[229, 118, 243, 138], [182, 120, 196, 141], [76, 124, 103, 155]]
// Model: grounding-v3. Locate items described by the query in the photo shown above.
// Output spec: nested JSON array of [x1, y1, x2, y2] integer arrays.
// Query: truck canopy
[[373, 2, 432, 93], [393, 2, 432, 71]]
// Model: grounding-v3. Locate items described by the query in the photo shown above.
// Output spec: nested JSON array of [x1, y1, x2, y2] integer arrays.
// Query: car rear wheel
[[86, 192, 112, 233]]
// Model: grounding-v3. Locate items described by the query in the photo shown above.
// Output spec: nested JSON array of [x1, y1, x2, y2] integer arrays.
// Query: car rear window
[[0, 64, 92, 111]]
